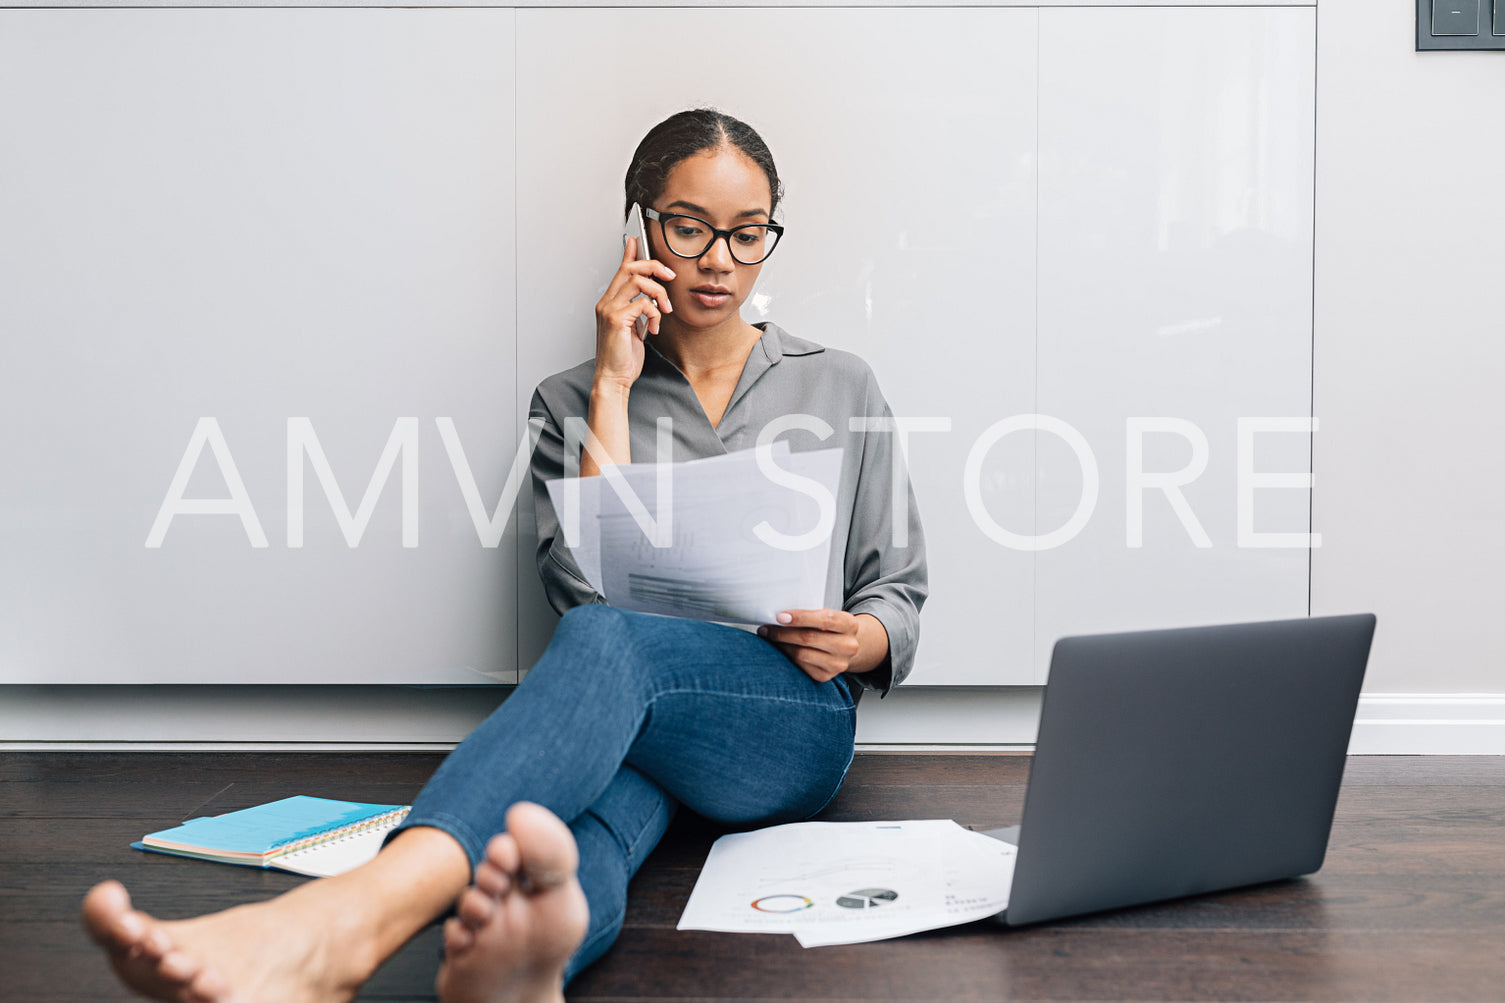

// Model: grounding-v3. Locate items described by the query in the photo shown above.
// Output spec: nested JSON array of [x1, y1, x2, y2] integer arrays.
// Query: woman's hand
[[758, 608, 875, 684], [592, 236, 677, 392]]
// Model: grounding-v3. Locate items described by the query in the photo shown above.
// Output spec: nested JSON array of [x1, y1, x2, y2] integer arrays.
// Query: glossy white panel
[[1033, 7, 1315, 681], [1311, 0, 1505, 693], [8, 1, 1320, 8], [0, 9, 518, 683], [515, 8, 1038, 683]]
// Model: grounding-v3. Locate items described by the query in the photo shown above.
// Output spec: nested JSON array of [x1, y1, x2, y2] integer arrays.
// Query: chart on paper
[[678, 819, 1017, 948]]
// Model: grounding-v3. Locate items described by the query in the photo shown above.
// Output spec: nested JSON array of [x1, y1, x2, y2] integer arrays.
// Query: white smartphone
[[622, 202, 653, 337]]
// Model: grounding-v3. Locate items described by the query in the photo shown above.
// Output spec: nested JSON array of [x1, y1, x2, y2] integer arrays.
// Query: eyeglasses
[[644, 208, 784, 265]]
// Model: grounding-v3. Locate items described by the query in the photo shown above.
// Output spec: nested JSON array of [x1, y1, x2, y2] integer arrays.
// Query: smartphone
[[622, 202, 653, 338]]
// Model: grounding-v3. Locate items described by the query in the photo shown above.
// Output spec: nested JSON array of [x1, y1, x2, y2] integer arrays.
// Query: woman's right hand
[[593, 236, 677, 392]]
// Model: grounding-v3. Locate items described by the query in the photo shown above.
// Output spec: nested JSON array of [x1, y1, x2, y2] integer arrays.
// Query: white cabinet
[[0, 9, 520, 683], [0, 5, 1316, 689], [513, 6, 1316, 685], [1032, 7, 1316, 681], [511, 7, 1039, 680]]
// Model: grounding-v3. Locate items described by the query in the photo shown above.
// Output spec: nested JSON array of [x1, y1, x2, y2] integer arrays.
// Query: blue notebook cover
[[133, 795, 407, 866]]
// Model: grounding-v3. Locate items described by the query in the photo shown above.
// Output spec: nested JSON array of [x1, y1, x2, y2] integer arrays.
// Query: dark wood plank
[[7, 786, 1501, 870], [0, 752, 445, 819], [571, 927, 1505, 1001], [5, 753, 1505, 1002], [1326, 755, 1505, 787]]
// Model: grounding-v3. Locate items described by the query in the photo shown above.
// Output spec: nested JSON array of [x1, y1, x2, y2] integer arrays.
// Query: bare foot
[[81, 874, 382, 1002], [436, 803, 590, 1003]]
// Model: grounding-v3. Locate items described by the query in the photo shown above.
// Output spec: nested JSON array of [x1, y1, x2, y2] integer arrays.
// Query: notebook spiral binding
[[268, 806, 411, 859]]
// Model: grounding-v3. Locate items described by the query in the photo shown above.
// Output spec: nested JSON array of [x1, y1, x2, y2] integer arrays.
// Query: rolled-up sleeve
[[841, 369, 929, 697], [528, 389, 606, 615]]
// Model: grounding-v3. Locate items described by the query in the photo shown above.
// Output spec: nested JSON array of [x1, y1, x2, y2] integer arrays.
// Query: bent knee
[[555, 603, 630, 650], [545, 605, 641, 688]]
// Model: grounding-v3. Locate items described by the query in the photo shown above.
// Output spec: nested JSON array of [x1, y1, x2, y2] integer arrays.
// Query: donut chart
[[751, 894, 814, 913]]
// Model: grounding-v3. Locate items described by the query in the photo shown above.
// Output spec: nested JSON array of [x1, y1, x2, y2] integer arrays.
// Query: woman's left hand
[[757, 609, 863, 683]]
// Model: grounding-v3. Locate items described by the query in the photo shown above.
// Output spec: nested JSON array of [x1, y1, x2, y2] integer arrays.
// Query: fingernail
[[757, 625, 768, 636], [778, 613, 792, 624]]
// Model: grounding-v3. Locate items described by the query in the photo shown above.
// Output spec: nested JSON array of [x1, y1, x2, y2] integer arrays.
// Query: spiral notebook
[[131, 795, 411, 878]]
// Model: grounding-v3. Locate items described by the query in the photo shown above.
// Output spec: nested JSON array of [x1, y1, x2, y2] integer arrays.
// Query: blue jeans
[[386, 603, 858, 984]]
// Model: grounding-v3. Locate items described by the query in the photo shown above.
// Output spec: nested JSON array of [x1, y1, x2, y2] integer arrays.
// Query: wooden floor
[[3, 753, 1504, 1002]]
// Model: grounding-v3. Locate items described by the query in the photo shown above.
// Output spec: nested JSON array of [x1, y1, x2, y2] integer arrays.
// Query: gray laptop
[[983, 613, 1376, 927]]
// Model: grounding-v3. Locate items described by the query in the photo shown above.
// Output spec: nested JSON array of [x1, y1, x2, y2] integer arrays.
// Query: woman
[[81, 108, 927, 1003]]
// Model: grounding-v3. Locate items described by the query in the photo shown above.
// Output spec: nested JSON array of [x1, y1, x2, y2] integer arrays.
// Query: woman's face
[[646, 147, 773, 331]]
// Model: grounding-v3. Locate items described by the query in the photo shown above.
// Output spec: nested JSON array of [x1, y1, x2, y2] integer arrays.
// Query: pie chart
[[836, 888, 899, 909]]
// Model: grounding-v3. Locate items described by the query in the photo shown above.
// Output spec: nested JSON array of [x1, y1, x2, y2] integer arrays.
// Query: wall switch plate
[[1433, 0, 1480, 35], [1419, 0, 1505, 47]]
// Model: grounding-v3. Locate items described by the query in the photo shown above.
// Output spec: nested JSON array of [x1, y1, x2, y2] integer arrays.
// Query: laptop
[[982, 612, 1377, 927]]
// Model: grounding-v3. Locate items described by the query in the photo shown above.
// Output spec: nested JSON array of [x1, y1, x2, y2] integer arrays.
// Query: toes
[[483, 831, 520, 876], [437, 805, 586, 1001], [156, 949, 203, 984], [456, 886, 496, 930], [187, 964, 229, 1002], [442, 915, 475, 956], [113, 911, 147, 951], [81, 880, 140, 950], [81, 882, 208, 994], [506, 802, 579, 891], [140, 925, 173, 961], [473, 859, 512, 899]]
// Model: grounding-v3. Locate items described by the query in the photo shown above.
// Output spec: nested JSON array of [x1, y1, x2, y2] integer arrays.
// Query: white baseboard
[[859, 690, 1505, 754], [1348, 694, 1505, 755], [2, 687, 1503, 754], [852, 687, 1042, 749]]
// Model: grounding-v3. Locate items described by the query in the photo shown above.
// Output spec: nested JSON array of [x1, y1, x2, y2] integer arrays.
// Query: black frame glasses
[[644, 207, 785, 265]]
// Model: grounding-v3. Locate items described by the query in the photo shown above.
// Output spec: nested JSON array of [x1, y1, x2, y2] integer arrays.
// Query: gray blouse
[[526, 321, 928, 698]]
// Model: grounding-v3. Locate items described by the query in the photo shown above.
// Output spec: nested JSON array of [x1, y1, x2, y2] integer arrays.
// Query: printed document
[[546, 442, 843, 625], [677, 819, 1017, 947]]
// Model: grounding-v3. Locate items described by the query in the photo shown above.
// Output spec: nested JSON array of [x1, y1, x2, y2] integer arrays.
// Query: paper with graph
[[677, 819, 1017, 947], [546, 441, 842, 626]]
